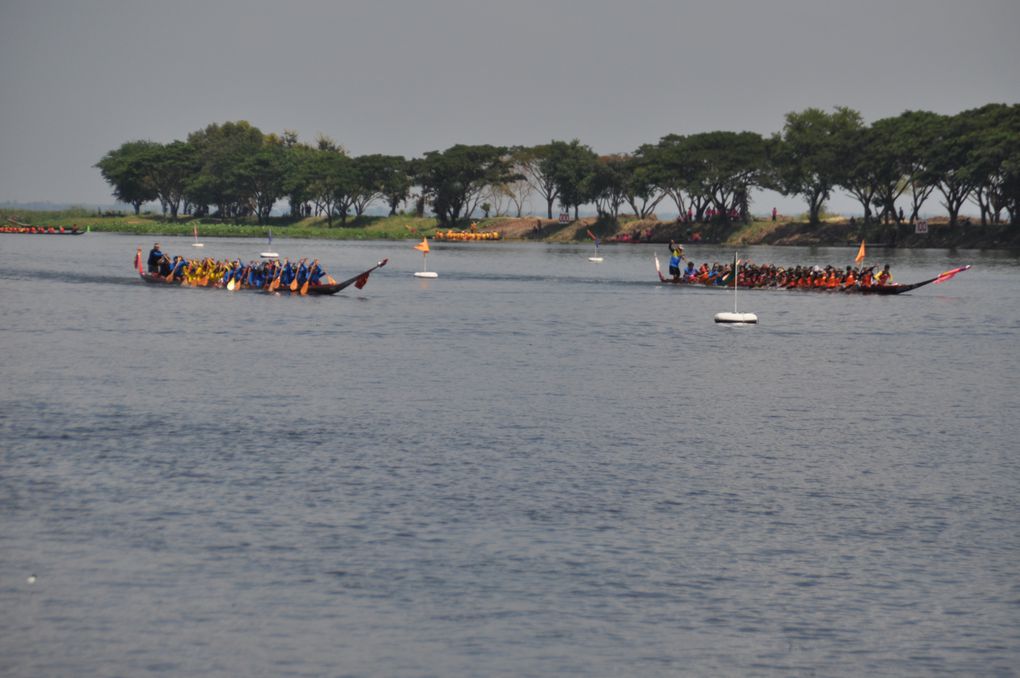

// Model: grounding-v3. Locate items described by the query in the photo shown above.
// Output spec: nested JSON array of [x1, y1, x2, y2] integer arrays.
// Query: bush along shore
[[3, 209, 1019, 250]]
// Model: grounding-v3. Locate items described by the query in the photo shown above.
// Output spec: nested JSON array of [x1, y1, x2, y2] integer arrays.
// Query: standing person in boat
[[147, 243, 165, 273], [668, 241, 685, 281]]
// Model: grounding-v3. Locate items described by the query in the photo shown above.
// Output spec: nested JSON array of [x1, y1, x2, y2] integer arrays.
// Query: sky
[[1, 0, 1018, 216]]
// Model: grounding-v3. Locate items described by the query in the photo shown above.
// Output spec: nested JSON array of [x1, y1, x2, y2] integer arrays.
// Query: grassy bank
[[4, 208, 1017, 249], [1, 210, 453, 240]]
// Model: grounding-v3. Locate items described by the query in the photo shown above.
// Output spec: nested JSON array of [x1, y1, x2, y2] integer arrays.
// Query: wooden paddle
[[267, 265, 282, 293]]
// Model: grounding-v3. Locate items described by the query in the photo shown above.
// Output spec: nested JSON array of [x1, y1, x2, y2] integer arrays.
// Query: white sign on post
[[915, 219, 928, 234]]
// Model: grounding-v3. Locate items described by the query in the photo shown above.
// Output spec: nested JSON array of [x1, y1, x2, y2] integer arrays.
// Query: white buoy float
[[586, 230, 603, 261], [260, 228, 278, 258], [715, 253, 758, 325], [413, 237, 438, 278]]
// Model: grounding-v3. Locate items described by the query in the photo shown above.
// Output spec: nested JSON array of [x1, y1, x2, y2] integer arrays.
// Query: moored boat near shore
[[2, 222, 86, 235]]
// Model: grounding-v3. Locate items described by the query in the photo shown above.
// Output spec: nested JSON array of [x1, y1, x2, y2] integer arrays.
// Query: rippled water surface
[[2, 233, 1019, 676]]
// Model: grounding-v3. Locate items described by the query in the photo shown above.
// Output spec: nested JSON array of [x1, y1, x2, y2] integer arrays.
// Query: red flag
[[933, 264, 971, 285], [134, 249, 143, 274], [854, 240, 866, 265], [586, 229, 597, 240]]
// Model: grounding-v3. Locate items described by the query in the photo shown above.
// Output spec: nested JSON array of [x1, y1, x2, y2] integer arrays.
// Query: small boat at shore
[[2, 220, 86, 235], [655, 256, 970, 295], [135, 249, 387, 295]]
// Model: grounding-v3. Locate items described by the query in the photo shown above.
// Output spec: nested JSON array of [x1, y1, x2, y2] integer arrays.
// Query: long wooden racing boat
[[135, 250, 387, 295], [2, 222, 86, 235], [655, 256, 970, 295]]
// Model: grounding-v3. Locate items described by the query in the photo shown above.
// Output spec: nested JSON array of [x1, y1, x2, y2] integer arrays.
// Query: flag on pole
[[933, 264, 971, 285], [414, 237, 430, 253], [855, 240, 866, 265]]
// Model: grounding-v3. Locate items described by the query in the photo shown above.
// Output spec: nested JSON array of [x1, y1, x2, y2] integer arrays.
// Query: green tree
[[925, 112, 982, 227], [586, 154, 628, 219], [546, 139, 598, 220], [307, 148, 357, 227], [837, 126, 883, 224], [414, 144, 513, 227], [148, 140, 195, 220], [516, 144, 561, 219], [771, 107, 864, 225], [621, 152, 665, 219], [685, 131, 767, 223], [186, 121, 264, 219], [239, 140, 288, 224], [349, 154, 409, 217], [95, 140, 159, 214], [964, 104, 1020, 225]]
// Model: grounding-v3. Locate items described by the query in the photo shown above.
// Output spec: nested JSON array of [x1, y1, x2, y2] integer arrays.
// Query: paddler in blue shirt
[[309, 259, 325, 285], [296, 258, 309, 286], [167, 255, 187, 281], [279, 259, 295, 287]]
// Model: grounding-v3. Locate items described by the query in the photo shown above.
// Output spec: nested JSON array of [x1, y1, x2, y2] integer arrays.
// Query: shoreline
[[4, 211, 1019, 251]]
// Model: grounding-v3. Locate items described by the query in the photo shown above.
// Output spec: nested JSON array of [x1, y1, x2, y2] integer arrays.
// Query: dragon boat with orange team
[[654, 255, 970, 295], [3, 217, 86, 235], [134, 248, 387, 296]]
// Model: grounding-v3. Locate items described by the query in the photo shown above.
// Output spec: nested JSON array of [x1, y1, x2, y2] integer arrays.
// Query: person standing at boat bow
[[668, 241, 685, 281], [147, 243, 165, 273]]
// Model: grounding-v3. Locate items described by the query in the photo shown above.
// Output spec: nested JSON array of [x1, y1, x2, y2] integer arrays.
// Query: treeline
[[96, 105, 1020, 229]]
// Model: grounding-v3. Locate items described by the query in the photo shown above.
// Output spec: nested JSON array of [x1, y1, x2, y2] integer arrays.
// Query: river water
[[1, 232, 1018, 677]]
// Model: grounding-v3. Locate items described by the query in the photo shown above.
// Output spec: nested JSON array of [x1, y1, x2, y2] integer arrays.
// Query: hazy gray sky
[[2, 0, 1018, 215]]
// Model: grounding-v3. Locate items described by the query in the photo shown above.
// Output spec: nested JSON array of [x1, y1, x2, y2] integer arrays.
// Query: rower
[[309, 259, 326, 285], [877, 264, 892, 285]]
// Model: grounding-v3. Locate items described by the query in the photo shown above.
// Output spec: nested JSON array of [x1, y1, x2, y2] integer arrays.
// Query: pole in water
[[714, 252, 757, 324]]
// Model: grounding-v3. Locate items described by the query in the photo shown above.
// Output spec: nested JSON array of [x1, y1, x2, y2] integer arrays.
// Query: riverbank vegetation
[[91, 105, 1020, 241]]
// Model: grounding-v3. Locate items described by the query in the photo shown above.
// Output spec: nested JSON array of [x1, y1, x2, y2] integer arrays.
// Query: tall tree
[[95, 140, 160, 214], [414, 144, 513, 227], [516, 144, 561, 219], [771, 107, 864, 225], [685, 131, 767, 223], [926, 112, 982, 227], [621, 152, 665, 219], [546, 139, 598, 220], [837, 126, 883, 224], [586, 154, 628, 219], [186, 121, 264, 219], [148, 141, 195, 220], [238, 140, 288, 224]]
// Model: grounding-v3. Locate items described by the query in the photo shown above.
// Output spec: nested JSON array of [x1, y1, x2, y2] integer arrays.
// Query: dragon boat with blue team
[[134, 247, 387, 296]]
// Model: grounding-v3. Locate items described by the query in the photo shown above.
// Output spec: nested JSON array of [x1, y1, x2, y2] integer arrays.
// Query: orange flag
[[854, 240, 866, 265], [414, 237, 430, 253]]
